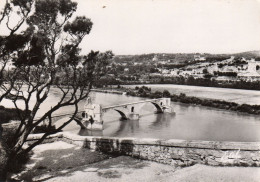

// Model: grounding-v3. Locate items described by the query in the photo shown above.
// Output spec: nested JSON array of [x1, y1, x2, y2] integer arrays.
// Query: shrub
[[0, 107, 29, 124], [137, 86, 151, 97], [153, 91, 162, 98], [162, 90, 171, 97], [179, 93, 186, 98]]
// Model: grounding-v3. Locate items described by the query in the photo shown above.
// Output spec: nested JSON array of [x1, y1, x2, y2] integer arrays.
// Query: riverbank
[[94, 86, 260, 115]]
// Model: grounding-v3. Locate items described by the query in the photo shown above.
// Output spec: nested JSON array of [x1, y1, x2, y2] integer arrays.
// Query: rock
[[171, 153, 181, 159], [252, 156, 259, 161]]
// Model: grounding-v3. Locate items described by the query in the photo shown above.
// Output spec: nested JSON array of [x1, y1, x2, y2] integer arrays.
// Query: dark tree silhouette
[[0, 0, 113, 179]]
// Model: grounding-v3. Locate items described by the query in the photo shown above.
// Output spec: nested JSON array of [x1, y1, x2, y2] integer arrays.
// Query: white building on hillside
[[194, 55, 206, 61], [238, 59, 260, 81], [152, 55, 158, 62], [247, 59, 259, 72], [207, 64, 219, 74]]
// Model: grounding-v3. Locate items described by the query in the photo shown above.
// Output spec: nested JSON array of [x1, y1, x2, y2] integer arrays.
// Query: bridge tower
[[160, 98, 172, 113], [82, 98, 103, 130]]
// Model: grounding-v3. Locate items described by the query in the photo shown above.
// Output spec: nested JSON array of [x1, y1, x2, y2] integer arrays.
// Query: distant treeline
[[125, 86, 260, 115]]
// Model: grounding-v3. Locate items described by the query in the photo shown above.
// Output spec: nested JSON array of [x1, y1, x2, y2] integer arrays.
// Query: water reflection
[[112, 119, 140, 137], [150, 113, 175, 128]]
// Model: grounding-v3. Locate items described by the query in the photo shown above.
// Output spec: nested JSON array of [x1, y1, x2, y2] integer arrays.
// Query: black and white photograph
[[1, 0, 260, 181]]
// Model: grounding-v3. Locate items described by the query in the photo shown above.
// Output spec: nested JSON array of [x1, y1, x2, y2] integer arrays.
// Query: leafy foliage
[[64, 16, 93, 37]]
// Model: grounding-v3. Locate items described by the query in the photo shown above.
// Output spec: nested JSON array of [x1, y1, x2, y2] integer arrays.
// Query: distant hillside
[[114, 53, 202, 64], [233, 50, 260, 59], [113, 51, 260, 64]]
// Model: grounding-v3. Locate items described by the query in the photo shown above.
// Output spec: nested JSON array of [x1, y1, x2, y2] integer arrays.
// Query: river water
[[60, 91, 260, 142], [2, 87, 260, 142]]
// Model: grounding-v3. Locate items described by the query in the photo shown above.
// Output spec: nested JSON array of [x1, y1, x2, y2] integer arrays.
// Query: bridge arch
[[151, 102, 164, 113], [114, 109, 128, 120]]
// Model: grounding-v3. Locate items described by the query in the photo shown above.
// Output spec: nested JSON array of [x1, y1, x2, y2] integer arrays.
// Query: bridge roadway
[[102, 98, 162, 111]]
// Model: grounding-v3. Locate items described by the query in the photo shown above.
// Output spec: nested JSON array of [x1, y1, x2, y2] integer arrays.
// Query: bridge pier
[[160, 98, 173, 113], [128, 113, 140, 120]]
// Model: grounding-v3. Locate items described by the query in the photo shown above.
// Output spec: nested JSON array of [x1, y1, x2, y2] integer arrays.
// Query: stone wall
[[26, 132, 260, 167], [82, 136, 260, 167]]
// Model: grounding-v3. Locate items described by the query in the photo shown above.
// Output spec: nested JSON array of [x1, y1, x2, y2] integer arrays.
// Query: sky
[[1, 0, 260, 55], [74, 0, 260, 55]]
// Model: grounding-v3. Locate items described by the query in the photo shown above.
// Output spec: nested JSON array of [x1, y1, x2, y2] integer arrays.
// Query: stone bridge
[[38, 98, 173, 131], [81, 98, 173, 130]]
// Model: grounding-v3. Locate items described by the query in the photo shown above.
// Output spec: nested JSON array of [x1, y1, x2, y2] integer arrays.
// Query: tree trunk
[[12, 127, 31, 155]]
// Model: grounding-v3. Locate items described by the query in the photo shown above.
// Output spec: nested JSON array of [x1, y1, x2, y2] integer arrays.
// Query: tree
[[202, 68, 208, 74], [162, 90, 171, 97], [0, 0, 113, 179], [0, 0, 34, 103]]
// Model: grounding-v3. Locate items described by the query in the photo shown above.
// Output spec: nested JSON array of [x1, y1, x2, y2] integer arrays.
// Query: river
[[2, 87, 260, 142], [60, 91, 260, 142]]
